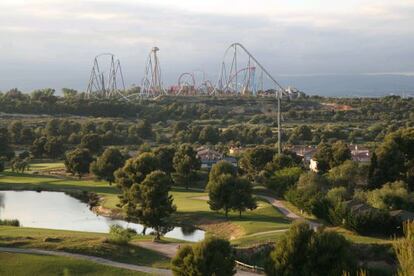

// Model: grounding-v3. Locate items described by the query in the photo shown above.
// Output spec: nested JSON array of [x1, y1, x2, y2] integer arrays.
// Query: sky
[[0, 0, 414, 96]]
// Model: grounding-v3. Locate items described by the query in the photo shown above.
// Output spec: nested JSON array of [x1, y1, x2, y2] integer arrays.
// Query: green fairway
[[0, 226, 170, 268], [28, 162, 65, 171], [0, 169, 292, 240], [0, 252, 147, 276]]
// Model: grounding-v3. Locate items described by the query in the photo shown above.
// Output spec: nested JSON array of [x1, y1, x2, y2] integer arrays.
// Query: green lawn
[[0, 252, 147, 276], [0, 226, 170, 268]]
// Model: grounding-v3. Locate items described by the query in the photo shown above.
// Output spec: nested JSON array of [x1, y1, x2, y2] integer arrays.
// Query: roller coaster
[[86, 53, 127, 100], [86, 42, 298, 100]]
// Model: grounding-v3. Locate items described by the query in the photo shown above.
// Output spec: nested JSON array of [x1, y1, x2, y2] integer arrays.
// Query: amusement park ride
[[86, 42, 300, 100], [86, 42, 295, 153]]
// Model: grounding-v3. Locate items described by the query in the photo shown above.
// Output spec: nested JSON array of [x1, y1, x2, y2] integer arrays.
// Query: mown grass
[[232, 230, 285, 247], [328, 227, 393, 244], [28, 162, 65, 171], [0, 170, 291, 240], [0, 252, 147, 276], [170, 187, 290, 238], [0, 226, 170, 268]]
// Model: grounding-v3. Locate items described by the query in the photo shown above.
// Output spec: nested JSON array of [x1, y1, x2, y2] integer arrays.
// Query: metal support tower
[[215, 42, 286, 153], [86, 53, 126, 100], [140, 47, 165, 98]]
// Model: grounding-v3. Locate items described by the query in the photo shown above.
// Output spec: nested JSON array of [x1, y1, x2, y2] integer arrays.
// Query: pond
[[0, 190, 204, 242]]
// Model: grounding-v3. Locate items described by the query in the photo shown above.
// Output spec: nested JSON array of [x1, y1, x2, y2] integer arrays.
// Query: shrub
[[108, 225, 134, 245], [265, 222, 356, 275], [171, 237, 236, 276]]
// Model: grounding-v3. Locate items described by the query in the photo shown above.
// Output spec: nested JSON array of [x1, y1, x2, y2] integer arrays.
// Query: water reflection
[[0, 191, 204, 242]]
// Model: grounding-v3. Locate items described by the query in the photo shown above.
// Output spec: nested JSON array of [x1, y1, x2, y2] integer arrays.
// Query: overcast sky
[[0, 0, 414, 94]]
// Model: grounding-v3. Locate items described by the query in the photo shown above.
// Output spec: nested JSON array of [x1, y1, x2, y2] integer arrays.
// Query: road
[[0, 246, 172, 276]]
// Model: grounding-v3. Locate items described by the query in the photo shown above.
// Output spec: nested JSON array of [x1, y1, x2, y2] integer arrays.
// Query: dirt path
[[0, 246, 172, 276], [258, 195, 322, 229]]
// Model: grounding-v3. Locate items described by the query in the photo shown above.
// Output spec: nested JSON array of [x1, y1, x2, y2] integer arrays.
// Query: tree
[[80, 134, 102, 154], [327, 160, 367, 190], [62, 88, 78, 98], [331, 141, 352, 167], [208, 160, 236, 182], [0, 128, 14, 160], [20, 128, 35, 145], [172, 144, 201, 189], [153, 146, 176, 174], [0, 157, 5, 172], [199, 126, 220, 144], [30, 136, 48, 158], [265, 222, 314, 276], [289, 125, 312, 143], [267, 167, 303, 196], [365, 181, 414, 211], [369, 128, 414, 189], [239, 146, 276, 176], [45, 118, 61, 136], [8, 121, 23, 144], [171, 237, 236, 276], [44, 137, 65, 158], [313, 142, 333, 174], [127, 170, 176, 240], [265, 222, 355, 276], [268, 151, 302, 171], [285, 172, 329, 218], [135, 119, 153, 139], [115, 152, 160, 206], [90, 147, 125, 185], [206, 161, 256, 218], [30, 88, 57, 104], [64, 148, 94, 179], [230, 177, 257, 217], [207, 174, 235, 218]]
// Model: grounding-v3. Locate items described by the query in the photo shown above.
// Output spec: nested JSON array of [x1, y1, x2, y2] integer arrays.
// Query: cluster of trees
[[369, 127, 414, 190], [61, 144, 201, 239], [278, 128, 414, 236], [171, 222, 358, 276], [6, 118, 154, 149], [171, 123, 275, 145], [239, 146, 303, 188], [206, 161, 256, 218]]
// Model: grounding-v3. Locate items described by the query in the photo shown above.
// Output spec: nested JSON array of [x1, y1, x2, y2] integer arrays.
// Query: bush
[[265, 222, 356, 275], [0, 219, 20, 226], [171, 237, 236, 276], [345, 208, 399, 236], [108, 225, 134, 245]]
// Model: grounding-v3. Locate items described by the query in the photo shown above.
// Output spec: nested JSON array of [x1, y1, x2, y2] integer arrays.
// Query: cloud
[[0, 0, 413, 92]]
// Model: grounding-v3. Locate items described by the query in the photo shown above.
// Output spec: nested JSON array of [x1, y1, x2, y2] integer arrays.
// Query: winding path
[[0, 247, 172, 276], [258, 195, 322, 229]]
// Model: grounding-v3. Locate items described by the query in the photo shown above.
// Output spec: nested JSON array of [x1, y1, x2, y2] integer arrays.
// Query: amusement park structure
[[139, 47, 166, 98], [85, 43, 297, 152], [173, 71, 214, 95], [214, 43, 286, 97], [86, 53, 126, 100]]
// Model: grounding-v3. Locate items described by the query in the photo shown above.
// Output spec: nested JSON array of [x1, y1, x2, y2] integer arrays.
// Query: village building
[[196, 146, 237, 169]]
